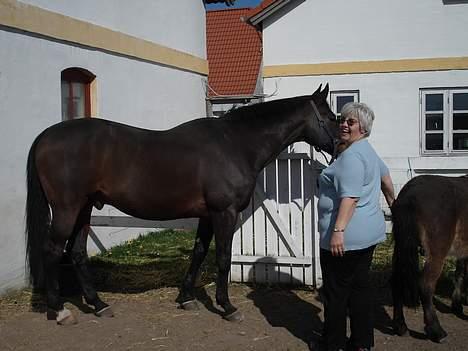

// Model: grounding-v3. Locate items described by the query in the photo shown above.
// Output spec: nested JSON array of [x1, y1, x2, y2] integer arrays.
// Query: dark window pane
[[425, 94, 443, 111], [453, 133, 468, 150], [425, 113, 443, 130], [425, 133, 444, 150], [453, 93, 468, 110], [453, 112, 468, 130], [337, 95, 355, 113]]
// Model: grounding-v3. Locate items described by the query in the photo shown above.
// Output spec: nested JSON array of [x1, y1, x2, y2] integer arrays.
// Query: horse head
[[304, 83, 338, 156]]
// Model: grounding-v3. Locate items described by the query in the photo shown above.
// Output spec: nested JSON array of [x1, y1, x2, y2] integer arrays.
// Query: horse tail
[[391, 195, 421, 307], [25, 132, 50, 290]]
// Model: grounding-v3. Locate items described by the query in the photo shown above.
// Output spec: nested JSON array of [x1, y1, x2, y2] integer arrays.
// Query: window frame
[[329, 90, 360, 117], [61, 68, 95, 120], [420, 88, 468, 155]]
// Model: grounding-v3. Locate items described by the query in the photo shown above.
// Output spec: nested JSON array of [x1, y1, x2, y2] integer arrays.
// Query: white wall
[[264, 0, 468, 65], [0, 1, 208, 294], [19, 0, 207, 58]]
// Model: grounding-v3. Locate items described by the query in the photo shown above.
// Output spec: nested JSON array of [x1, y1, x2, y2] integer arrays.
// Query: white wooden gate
[[230, 150, 323, 286]]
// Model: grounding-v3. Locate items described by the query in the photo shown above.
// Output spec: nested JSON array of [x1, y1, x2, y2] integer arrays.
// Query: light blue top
[[318, 139, 388, 251]]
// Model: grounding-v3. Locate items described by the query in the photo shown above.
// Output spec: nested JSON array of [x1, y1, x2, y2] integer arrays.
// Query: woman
[[317, 102, 394, 351]]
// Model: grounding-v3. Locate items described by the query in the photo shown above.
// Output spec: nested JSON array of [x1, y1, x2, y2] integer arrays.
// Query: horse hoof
[[180, 300, 199, 311], [392, 320, 409, 336], [224, 310, 244, 323], [393, 325, 409, 337], [56, 308, 78, 326], [451, 303, 463, 316], [96, 306, 114, 318], [425, 326, 448, 343]]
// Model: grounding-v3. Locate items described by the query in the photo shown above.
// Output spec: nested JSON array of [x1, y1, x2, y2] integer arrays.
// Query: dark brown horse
[[26, 84, 337, 325], [391, 175, 468, 342]]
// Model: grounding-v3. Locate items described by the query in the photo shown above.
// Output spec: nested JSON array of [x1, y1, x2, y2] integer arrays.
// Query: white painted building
[[0, 0, 211, 294], [255, 0, 468, 191]]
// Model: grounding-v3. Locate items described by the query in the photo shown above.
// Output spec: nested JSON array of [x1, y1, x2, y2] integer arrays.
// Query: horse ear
[[320, 83, 329, 100], [312, 84, 323, 96]]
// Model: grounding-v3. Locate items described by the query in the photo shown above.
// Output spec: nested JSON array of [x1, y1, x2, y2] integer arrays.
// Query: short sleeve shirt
[[317, 139, 388, 251]]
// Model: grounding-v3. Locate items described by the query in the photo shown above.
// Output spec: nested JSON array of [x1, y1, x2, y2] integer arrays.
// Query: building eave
[[248, 0, 292, 26]]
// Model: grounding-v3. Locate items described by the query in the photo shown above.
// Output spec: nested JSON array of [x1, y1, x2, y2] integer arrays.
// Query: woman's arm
[[381, 174, 395, 207], [330, 197, 359, 257]]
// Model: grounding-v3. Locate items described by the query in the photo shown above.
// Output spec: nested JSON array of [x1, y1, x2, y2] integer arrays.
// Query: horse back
[[33, 118, 256, 219]]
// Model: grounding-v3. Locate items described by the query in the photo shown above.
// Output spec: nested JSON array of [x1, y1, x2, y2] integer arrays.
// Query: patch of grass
[[89, 230, 217, 293], [95, 230, 195, 265]]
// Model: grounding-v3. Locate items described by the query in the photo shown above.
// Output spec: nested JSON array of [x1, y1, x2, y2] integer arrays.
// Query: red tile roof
[[206, 8, 262, 98]]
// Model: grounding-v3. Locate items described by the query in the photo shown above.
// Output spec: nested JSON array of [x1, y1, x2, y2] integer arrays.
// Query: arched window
[[61, 68, 96, 120]]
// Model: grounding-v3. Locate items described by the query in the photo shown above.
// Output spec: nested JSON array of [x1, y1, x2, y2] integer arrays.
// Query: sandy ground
[[1, 283, 467, 351]]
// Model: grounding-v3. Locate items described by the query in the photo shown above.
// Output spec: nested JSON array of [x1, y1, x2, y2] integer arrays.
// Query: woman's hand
[[330, 231, 345, 256]]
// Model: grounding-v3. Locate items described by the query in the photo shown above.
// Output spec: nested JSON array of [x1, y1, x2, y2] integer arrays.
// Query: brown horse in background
[[391, 174, 468, 342], [25, 84, 337, 325]]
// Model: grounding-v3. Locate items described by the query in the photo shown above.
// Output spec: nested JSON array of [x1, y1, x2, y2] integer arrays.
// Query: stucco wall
[[0, 0, 208, 294], [263, 0, 468, 64], [19, 0, 206, 58]]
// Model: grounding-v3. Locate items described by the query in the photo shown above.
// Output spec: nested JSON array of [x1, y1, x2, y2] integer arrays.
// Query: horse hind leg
[[451, 258, 466, 315], [69, 204, 113, 317], [392, 285, 408, 336], [420, 255, 448, 342], [178, 217, 214, 311], [45, 208, 80, 325], [462, 257, 468, 305]]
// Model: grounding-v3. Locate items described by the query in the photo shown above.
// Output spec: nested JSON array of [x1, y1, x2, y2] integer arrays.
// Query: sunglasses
[[337, 117, 359, 127]]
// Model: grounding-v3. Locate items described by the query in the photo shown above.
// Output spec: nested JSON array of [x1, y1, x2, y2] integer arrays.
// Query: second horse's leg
[[212, 209, 243, 322], [179, 217, 213, 310], [451, 258, 465, 315], [420, 255, 447, 342], [392, 289, 409, 336]]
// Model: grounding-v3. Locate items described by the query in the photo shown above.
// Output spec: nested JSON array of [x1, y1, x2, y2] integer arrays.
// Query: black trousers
[[320, 245, 376, 351]]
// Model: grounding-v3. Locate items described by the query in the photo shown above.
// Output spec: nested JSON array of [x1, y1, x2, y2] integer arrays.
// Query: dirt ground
[[1, 283, 467, 351]]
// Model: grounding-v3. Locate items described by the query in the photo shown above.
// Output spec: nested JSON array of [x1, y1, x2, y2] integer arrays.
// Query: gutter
[[248, 0, 292, 26]]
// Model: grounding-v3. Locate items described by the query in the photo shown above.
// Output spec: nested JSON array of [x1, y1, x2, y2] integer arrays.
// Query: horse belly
[[106, 186, 209, 220]]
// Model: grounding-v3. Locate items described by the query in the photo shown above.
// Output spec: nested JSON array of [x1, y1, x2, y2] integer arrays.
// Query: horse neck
[[230, 101, 308, 172]]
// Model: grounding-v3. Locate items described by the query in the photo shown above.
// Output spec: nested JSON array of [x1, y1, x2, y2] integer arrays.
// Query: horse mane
[[221, 95, 313, 123]]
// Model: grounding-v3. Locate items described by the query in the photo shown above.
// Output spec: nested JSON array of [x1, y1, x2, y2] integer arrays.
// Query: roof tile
[[206, 8, 262, 97]]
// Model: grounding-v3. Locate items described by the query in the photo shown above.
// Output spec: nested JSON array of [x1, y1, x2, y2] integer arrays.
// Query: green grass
[[89, 230, 457, 298], [89, 230, 216, 293]]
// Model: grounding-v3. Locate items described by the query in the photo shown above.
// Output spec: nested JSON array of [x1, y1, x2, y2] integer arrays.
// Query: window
[[61, 68, 95, 120], [421, 88, 468, 154], [329, 90, 360, 116]]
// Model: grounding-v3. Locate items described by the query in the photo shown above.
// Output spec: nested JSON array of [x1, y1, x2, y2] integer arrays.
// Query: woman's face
[[338, 114, 366, 144]]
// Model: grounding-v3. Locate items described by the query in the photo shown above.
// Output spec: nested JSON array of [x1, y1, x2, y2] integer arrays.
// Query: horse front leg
[[212, 208, 243, 322], [420, 256, 447, 342], [178, 217, 213, 310], [451, 258, 465, 315]]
